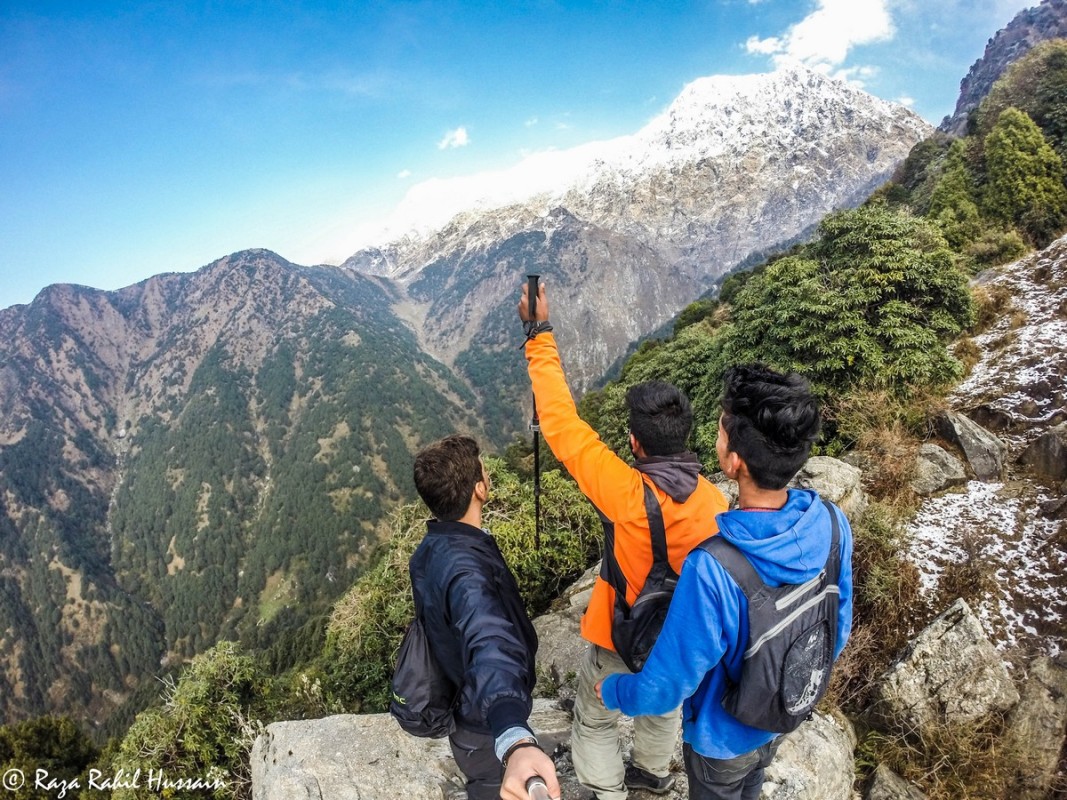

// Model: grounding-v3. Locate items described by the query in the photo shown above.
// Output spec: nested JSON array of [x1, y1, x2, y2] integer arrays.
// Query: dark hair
[[413, 434, 483, 521], [720, 363, 821, 490], [626, 381, 694, 456]]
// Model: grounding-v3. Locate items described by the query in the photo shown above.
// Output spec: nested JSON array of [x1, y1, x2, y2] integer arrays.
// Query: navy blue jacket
[[408, 519, 538, 737]]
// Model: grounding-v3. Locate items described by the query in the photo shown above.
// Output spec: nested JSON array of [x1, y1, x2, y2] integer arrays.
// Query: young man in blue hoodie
[[596, 364, 853, 800]]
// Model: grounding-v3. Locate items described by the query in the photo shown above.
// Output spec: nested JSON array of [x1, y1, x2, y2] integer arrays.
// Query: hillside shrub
[[827, 501, 924, 713], [110, 642, 266, 800], [857, 713, 1027, 800], [718, 206, 974, 407], [976, 39, 1067, 162], [982, 107, 1067, 247], [963, 226, 1028, 268]]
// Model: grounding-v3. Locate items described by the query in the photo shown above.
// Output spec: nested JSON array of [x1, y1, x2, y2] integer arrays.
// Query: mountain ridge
[[0, 65, 932, 730]]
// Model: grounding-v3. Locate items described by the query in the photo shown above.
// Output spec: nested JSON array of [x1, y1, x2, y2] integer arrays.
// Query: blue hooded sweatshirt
[[600, 488, 853, 759]]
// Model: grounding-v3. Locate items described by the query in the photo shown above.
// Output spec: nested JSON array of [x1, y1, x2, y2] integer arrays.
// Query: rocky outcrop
[[250, 700, 573, 800], [1019, 421, 1067, 483], [934, 412, 1007, 481], [940, 0, 1067, 135], [866, 765, 926, 800], [870, 599, 1020, 732], [761, 712, 856, 800], [910, 443, 967, 496], [788, 457, 868, 521], [1003, 655, 1067, 799], [864, 601, 1067, 798], [251, 703, 856, 800]]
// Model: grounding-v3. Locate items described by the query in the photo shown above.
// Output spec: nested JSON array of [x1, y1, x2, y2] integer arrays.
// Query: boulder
[[910, 444, 967, 496], [789, 456, 868, 521], [969, 404, 1016, 433], [1003, 655, 1067, 799], [250, 704, 857, 800], [533, 565, 597, 698], [866, 764, 926, 800], [250, 700, 572, 800], [761, 712, 857, 800], [935, 412, 1007, 481], [1019, 422, 1067, 483], [870, 599, 1020, 732]]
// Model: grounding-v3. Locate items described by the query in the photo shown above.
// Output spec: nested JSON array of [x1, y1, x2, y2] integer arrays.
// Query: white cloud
[[831, 63, 880, 86], [745, 0, 895, 72], [397, 169, 412, 179], [438, 127, 470, 149], [745, 35, 782, 55], [525, 117, 539, 127], [896, 95, 916, 107]]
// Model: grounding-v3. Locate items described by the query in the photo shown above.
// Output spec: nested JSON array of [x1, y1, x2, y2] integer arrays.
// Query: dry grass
[[970, 283, 1015, 334], [857, 712, 1039, 800], [832, 501, 928, 713], [953, 337, 982, 376], [831, 389, 947, 510], [931, 527, 1000, 614]]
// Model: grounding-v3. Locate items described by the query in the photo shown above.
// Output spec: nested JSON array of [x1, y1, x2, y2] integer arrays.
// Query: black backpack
[[697, 499, 842, 734], [602, 481, 678, 672], [389, 614, 459, 738]]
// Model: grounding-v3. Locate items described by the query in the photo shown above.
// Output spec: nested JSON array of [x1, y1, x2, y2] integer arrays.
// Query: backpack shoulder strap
[[821, 499, 842, 585], [601, 478, 676, 603], [697, 533, 767, 603], [641, 479, 678, 583]]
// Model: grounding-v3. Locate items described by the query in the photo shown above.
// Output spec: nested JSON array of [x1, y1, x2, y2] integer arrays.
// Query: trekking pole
[[527, 273, 542, 551], [526, 775, 551, 800]]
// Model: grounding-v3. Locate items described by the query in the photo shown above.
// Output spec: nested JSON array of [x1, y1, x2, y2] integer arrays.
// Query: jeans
[[683, 738, 781, 800]]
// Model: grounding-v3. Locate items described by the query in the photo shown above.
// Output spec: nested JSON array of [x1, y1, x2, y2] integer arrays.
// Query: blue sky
[[0, 0, 1037, 308]]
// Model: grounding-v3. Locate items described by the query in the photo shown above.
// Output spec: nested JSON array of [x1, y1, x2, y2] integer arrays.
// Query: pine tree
[[927, 140, 983, 250], [982, 107, 1067, 247]]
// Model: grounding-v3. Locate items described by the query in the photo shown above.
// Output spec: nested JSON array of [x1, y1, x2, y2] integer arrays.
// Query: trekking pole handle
[[527, 274, 540, 319], [526, 775, 551, 800]]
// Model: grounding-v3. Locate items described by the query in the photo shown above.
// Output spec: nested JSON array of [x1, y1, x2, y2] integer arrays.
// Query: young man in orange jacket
[[518, 281, 728, 800]]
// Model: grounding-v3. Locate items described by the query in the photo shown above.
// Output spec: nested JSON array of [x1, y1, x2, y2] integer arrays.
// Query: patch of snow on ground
[[952, 236, 1067, 447], [909, 482, 1065, 657], [911, 236, 1067, 659]]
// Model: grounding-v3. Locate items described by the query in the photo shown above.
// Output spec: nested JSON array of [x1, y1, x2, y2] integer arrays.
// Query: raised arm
[[518, 282, 643, 521]]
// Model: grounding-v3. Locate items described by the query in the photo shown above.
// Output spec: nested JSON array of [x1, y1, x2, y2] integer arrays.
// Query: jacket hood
[[714, 489, 834, 585], [636, 452, 701, 503]]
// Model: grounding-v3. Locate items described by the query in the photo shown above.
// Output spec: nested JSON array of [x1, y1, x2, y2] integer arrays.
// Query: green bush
[[976, 39, 1067, 162], [0, 716, 99, 800], [720, 206, 975, 403], [110, 642, 266, 800], [981, 107, 1067, 247]]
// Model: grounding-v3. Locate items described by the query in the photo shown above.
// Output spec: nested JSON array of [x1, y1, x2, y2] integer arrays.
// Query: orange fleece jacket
[[524, 331, 728, 651]]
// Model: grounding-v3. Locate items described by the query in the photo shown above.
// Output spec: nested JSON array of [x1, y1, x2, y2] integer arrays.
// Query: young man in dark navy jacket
[[409, 434, 560, 800]]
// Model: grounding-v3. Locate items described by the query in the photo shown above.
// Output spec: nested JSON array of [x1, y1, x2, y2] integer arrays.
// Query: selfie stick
[[527, 274, 542, 551], [526, 776, 551, 800]]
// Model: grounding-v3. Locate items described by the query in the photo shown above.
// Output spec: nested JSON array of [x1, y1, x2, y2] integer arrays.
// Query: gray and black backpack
[[698, 499, 842, 734]]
